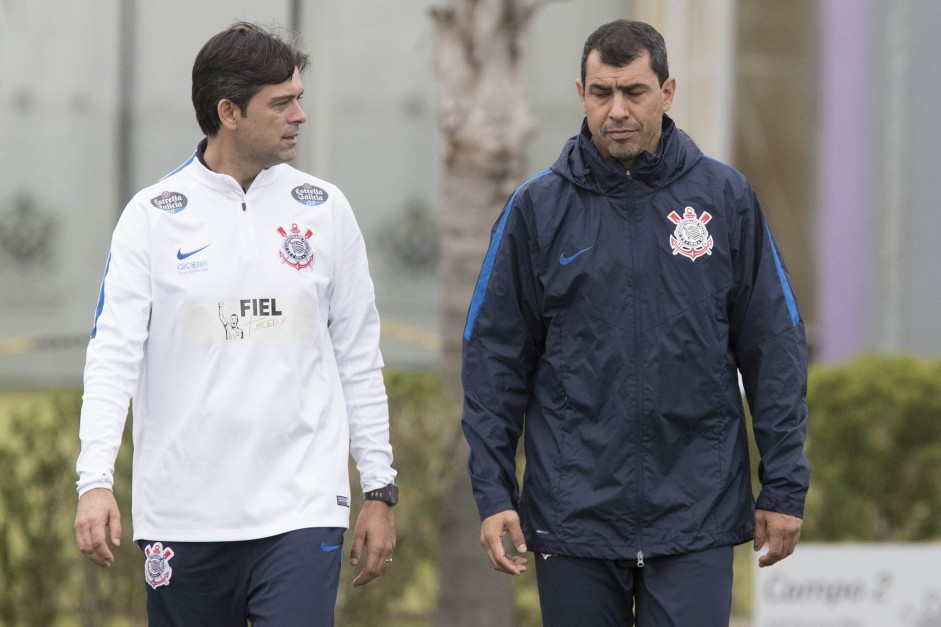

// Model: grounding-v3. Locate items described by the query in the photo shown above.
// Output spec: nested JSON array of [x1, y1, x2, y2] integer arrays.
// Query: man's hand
[[350, 500, 396, 587], [480, 509, 529, 575], [754, 509, 802, 568], [74, 488, 122, 568]]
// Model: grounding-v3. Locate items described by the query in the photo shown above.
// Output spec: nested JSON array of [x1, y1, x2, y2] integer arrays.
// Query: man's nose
[[291, 101, 308, 124], [609, 93, 630, 119]]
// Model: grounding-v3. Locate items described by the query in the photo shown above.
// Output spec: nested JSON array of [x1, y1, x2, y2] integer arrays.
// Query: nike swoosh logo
[[177, 244, 211, 260], [559, 246, 592, 265], [320, 540, 342, 553]]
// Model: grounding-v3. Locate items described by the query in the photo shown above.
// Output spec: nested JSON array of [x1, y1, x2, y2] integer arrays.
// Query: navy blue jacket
[[461, 116, 810, 560]]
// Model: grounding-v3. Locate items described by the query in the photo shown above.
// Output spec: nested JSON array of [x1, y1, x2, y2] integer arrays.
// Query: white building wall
[[0, 1, 120, 382], [818, 0, 941, 361], [0, 0, 628, 384]]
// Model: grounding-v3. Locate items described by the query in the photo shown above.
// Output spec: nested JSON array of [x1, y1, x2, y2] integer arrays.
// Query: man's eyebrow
[[591, 81, 648, 94], [270, 90, 303, 104]]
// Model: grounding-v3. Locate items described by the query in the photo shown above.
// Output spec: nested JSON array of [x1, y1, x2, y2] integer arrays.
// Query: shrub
[[0, 372, 453, 626], [335, 370, 451, 625], [6, 356, 935, 624], [801, 354, 941, 541], [0, 390, 144, 626]]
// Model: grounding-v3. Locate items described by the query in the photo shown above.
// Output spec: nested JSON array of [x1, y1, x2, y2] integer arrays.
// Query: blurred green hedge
[[0, 372, 454, 626], [0, 390, 143, 626], [801, 354, 941, 541], [1, 355, 940, 625]]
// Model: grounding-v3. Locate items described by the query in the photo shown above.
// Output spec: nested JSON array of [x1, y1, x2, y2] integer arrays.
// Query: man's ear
[[575, 79, 587, 114], [217, 99, 240, 131], [661, 76, 677, 113]]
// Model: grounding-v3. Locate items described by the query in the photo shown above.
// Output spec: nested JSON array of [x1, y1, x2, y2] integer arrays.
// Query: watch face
[[368, 484, 398, 505]]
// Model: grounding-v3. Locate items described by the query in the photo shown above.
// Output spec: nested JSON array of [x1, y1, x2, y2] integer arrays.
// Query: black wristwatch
[[364, 483, 398, 507]]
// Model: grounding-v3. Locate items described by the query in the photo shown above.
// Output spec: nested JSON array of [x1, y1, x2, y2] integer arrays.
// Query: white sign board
[[754, 543, 941, 627]]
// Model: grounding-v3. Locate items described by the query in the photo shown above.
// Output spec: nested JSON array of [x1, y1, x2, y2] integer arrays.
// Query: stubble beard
[[608, 142, 644, 165], [604, 124, 658, 168]]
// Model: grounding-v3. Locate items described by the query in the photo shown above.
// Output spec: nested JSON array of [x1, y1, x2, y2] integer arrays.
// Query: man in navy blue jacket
[[461, 19, 810, 626]]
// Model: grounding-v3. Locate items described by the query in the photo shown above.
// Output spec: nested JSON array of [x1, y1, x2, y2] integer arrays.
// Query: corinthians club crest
[[667, 206, 714, 261], [277, 223, 315, 271], [144, 542, 175, 589]]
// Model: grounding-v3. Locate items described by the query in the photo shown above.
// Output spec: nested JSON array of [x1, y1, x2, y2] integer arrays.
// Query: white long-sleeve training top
[[77, 148, 396, 542]]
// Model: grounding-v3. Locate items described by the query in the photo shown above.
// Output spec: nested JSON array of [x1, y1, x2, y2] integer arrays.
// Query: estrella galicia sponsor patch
[[337, 496, 350, 508], [143, 542, 175, 589], [277, 223, 315, 271], [667, 206, 714, 261], [150, 191, 188, 214], [291, 183, 328, 206]]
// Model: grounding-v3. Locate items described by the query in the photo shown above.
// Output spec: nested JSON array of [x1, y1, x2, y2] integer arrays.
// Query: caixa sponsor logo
[[291, 183, 328, 206], [151, 191, 188, 214]]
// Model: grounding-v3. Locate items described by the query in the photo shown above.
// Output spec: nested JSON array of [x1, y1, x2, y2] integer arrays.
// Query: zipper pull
[[636, 551, 645, 568], [241, 201, 247, 212]]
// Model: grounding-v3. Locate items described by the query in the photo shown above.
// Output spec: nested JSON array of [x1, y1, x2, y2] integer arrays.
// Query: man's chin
[[609, 147, 643, 163], [267, 150, 296, 167]]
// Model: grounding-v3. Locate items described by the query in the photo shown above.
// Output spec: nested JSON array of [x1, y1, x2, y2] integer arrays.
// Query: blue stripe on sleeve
[[90, 252, 112, 339], [463, 170, 552, 342], [159, 152, 196, 182], [765, 223, 800, 327]]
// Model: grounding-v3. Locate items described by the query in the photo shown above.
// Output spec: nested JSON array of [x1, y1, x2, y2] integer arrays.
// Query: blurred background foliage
[[800, 354, 941, 541], [1, 355, 940, 625]]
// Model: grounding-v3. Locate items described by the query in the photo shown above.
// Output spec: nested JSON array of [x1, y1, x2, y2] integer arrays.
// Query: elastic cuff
[[76, 480, 113, 499]]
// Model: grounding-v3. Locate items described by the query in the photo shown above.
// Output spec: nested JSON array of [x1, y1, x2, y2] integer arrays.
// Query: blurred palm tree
[[430, 1, 547, 625]]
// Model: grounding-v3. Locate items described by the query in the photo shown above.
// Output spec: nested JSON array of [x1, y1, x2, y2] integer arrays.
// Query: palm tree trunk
[[430, 1, 541, 625]]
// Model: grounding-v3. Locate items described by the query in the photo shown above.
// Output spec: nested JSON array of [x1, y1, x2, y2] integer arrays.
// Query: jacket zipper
[[626, 169, 646, 567], [239, 198, 257, 259]]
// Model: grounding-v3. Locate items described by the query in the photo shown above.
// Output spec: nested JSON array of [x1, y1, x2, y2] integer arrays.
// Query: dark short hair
[[192, 22, 310, 136], [580, 20, 669, 86]]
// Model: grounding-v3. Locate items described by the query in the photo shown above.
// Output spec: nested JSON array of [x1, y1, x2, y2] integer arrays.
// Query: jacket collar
[[553, 115, 701, 193], [182, 138, 281, 197]]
